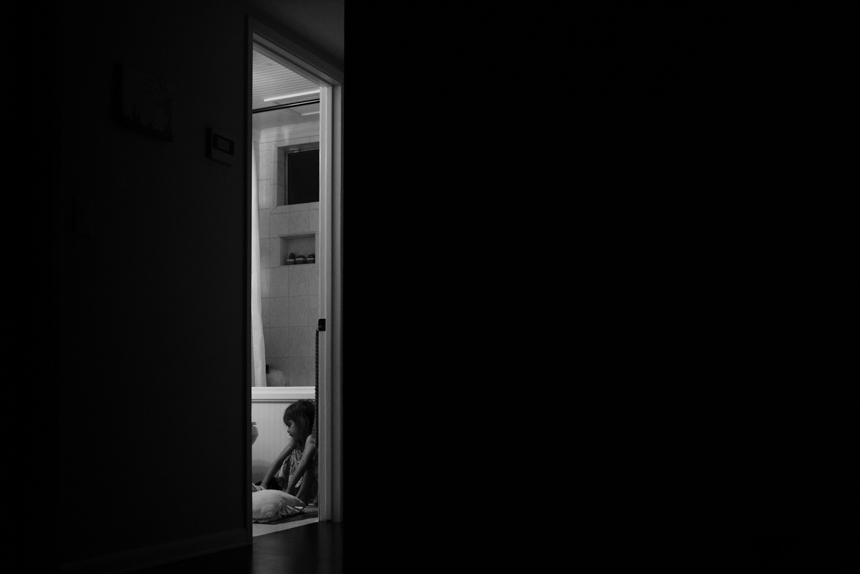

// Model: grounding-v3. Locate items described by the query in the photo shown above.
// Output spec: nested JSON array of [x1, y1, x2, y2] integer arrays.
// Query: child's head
[[283, 399, 315, 443]]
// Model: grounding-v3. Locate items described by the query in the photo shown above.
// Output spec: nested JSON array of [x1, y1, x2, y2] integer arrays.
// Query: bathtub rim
[[252, 386, 315, 403]]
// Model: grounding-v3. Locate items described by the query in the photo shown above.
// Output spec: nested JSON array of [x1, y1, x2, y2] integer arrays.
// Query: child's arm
[[285, 435, 317, 496], [260, 437, 296, 489]]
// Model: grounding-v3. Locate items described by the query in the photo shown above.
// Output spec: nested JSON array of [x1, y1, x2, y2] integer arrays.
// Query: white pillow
[[252, 489, 305, 523]]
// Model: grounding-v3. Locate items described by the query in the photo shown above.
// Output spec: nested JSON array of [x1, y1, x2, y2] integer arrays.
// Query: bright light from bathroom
[[263, 89, 321, 102]]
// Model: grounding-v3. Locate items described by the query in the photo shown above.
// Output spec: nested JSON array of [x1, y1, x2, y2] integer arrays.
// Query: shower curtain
[[251, 141, 267, 386]]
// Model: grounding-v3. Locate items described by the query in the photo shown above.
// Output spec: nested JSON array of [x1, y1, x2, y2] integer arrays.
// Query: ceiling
[[242, 0, 344, 67], [252, 49, 319, 111], [248, 0, 342, 130], [252, 48, 321, 130]]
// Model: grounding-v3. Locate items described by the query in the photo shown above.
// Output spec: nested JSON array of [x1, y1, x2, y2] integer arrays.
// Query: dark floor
[[136, 522, 342, 574]]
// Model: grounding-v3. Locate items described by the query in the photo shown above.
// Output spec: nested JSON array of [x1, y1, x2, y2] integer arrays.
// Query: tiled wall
[[256, 120, 320, 386]]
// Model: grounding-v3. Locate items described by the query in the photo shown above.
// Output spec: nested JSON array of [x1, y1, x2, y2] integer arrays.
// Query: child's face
[[286, 419, 302, 442]]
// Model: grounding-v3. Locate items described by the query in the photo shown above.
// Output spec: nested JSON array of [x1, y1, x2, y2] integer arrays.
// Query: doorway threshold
[[253, 516, 320, 537]]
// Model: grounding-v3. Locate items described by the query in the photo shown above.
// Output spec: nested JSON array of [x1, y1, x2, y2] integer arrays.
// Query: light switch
[[207, 128, 235, 165]]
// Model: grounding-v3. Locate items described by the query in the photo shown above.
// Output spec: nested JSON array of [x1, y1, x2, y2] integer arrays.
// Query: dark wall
[[55, 0, 249, 564], [7, 0, 342, 568]]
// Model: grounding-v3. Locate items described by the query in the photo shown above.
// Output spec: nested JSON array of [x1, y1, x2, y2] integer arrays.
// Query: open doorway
[[247, 21, 343, 536]]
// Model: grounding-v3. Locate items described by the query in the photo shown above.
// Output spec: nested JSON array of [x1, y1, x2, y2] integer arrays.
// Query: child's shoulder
[[293, 435, 315, 453]]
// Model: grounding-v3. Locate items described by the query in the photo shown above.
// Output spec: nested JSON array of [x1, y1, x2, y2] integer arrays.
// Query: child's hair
[[283, 399, 315, 439]]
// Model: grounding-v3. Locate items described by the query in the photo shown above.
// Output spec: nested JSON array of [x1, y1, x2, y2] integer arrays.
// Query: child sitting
[[259, 399, 318, 505]]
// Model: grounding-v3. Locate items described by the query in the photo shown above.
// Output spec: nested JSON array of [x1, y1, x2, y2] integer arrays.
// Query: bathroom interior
[[250, 43, 323, 535]]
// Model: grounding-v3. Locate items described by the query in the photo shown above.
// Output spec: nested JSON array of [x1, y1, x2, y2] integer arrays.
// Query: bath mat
[[256, 505, 319, 525]]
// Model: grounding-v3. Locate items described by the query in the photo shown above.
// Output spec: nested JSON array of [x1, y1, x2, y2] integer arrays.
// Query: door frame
[[245, 16, 343, 532]]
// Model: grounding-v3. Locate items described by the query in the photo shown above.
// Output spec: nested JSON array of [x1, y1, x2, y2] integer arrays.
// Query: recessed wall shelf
[[280, 233, 316, 266]]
